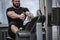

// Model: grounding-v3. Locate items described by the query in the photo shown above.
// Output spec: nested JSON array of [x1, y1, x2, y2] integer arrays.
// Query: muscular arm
[[7, 11, 20, 19], [7, 11, 25, 20]]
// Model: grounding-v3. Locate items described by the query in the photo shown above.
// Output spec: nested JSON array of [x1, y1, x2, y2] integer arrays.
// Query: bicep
[[7, 11, 14, 16], [7, 11, 19, 19]]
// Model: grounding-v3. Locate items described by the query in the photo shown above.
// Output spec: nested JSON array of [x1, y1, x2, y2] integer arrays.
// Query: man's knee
[[11, 25, 18, 33]]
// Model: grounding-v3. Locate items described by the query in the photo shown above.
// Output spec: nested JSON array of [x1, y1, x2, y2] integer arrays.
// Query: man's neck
[[13, 6, 20, 9]]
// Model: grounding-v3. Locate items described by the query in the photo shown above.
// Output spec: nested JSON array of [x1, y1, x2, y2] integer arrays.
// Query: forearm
[[9, 13, 20, 19], [7, 11, 20, 19]]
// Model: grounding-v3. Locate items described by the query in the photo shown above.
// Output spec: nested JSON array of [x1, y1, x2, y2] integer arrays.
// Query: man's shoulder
[[7, 7, 13, 10], [20, 7, 29, 12], [20, 7, 28, 9], [6, 7, 14, 12]]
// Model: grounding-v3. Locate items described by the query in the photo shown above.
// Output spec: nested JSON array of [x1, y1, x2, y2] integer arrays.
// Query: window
[[52, 0, 60, 7]]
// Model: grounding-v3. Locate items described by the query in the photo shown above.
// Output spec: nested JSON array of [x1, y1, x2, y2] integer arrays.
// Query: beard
[[13, 3, 20, 8]]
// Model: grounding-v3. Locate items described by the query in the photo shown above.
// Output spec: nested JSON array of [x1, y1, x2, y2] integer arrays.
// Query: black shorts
[[8, 21, 23, 39]]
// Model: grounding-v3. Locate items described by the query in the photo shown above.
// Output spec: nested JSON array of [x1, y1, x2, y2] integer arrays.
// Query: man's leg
[[8, 22, 19, 40], [11, 25, 18, 34]]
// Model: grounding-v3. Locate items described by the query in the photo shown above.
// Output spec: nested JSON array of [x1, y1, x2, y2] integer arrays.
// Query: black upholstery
[[25, 15, 46, 33]]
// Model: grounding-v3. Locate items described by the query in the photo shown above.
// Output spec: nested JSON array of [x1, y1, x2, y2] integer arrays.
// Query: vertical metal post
[[52, 25, 58, 40], [36, 23, 42, 40]]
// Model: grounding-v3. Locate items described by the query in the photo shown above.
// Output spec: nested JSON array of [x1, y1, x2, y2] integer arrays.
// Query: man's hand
[[25, 12, 31, 17], [18, 13, 25, 20], [25, 11, 33, 21]]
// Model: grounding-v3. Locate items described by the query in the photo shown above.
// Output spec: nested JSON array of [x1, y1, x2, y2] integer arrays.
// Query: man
[[6, 0, 33, 39]]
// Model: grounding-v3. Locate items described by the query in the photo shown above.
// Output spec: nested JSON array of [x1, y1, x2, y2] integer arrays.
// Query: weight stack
[[52, 8, 60, 25], [16, 31, 31, 40]]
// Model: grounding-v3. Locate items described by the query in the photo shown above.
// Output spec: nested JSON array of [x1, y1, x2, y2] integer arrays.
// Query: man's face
[[12, 0, 20, 8]]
